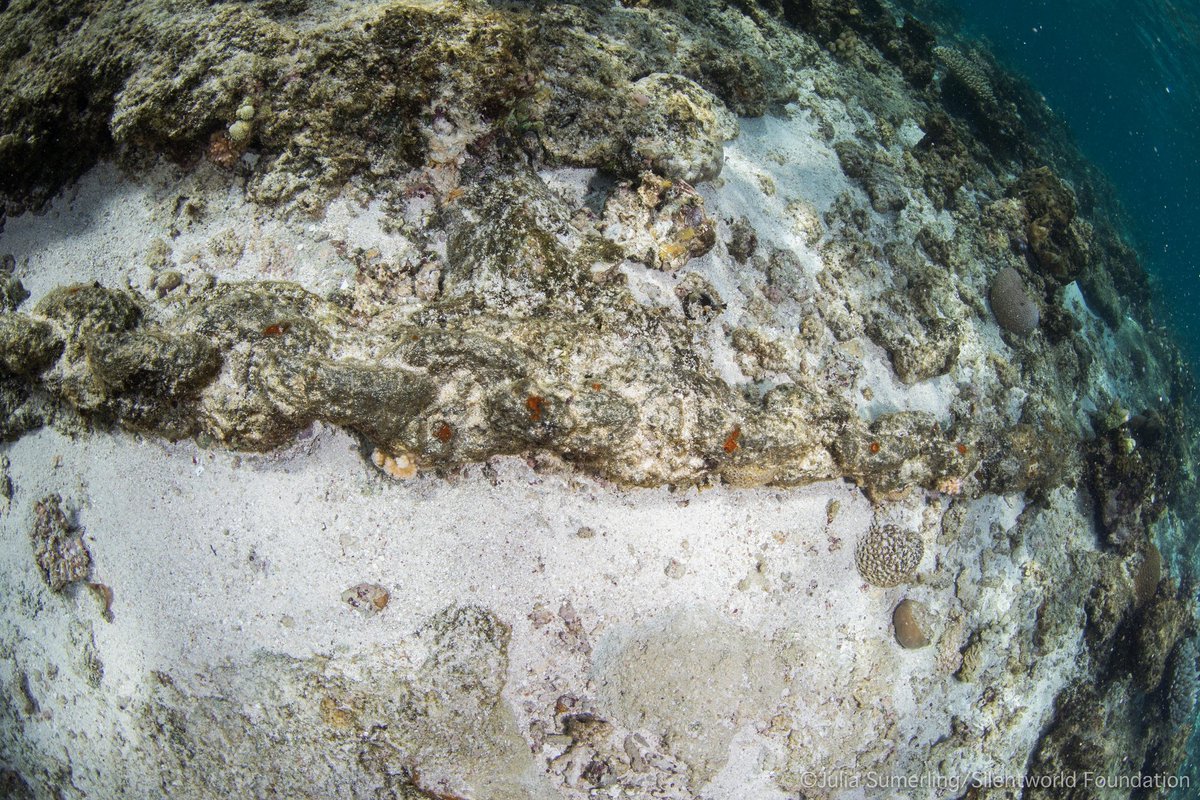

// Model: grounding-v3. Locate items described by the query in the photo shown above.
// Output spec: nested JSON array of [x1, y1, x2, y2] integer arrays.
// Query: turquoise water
[[949, 0, 1200, 368]]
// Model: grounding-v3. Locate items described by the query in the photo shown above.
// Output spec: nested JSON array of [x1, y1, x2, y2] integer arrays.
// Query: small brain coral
[[989, 267, 1039, 335], [855, 524, 923, 587]]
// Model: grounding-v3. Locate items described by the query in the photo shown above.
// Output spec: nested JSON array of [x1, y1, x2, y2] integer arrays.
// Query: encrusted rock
[[528, 3, 787, 183], [1085, 553, 1134, 651], [0, 0, 1195, 795], [1087, 409, 1178, 552], [977, 421, 1078, 499], [834, 140, 907, 212], [0, 454, 11, 510], [1136, 590, 1191, 693], [0, 232, 1008, 491], [835, 411, 974, 501], [913, 110, 974, 208], [86, 330, 220, 404], [676, 274, 725, 322], [0, 260, 29, 312], [444, 169, 580, 301], [725, 215, 758, 263], [31, 494, 91, 592], [954, 630, 987, 682], [867, 312, 961, 384], [0, 315, 62, 375], [601, 173, 717, 272], [35, 284, 142, 357], [625, 73, 735, 184], [1, 0, 530, 213]]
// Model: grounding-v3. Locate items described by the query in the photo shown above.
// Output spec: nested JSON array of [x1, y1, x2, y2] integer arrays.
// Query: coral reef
[[1027, 585, 1195, 798], [623, 74, 736, 185], [835, 139, 909, 213], [0, 0, 1197, 796], [1013, 166, 1092, 284], [1088, 406, 1186, 552], [0, 255, 28, 311], [932, 43, 1025, 155], [933, 45, 997, 107], [1168, 638, 1199, 730]]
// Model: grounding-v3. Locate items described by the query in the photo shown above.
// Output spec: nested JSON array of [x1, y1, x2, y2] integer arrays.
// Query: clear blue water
[[951, 0, 1200, 367]]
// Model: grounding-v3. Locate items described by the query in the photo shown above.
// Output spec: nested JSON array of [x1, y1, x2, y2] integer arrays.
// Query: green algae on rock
[[0, 314, 61, 376]]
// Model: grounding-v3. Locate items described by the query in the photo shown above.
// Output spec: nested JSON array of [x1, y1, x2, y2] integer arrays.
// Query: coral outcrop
[[1013, 166, 1092, 284]]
